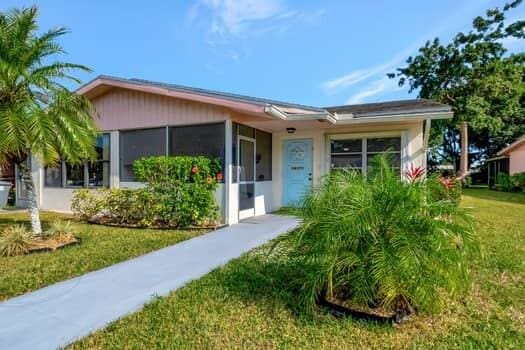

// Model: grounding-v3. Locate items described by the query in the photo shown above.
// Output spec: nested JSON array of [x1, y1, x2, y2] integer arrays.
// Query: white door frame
[[238, 135, 256, 220]]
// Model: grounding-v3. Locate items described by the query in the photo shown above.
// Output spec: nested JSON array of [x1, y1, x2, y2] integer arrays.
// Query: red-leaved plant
[[439, 176, 455, 191], [404, 164, 426, 183]]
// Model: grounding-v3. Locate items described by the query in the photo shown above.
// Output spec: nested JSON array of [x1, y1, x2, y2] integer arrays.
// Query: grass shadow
[[214, 246, 387, 330]]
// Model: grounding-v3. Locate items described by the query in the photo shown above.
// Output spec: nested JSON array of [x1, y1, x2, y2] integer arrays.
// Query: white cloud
[[345, 77, 398, 104], [205, 0, 283, 36], [322, 49, 410, 93], [188, 0, 324, 45], [322, 0, 494, 102]]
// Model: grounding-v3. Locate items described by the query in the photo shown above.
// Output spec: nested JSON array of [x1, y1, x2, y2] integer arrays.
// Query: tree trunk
[[17, 161, 42, 236], [459, 122, 469, 176]]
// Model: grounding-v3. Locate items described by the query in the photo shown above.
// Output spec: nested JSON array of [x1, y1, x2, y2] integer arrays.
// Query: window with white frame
[[44, 134, 111, 188], [330, 136, 401, 173]]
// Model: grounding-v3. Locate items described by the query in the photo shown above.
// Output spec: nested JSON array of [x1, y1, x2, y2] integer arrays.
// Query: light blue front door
[[283, 139, 313, 206]]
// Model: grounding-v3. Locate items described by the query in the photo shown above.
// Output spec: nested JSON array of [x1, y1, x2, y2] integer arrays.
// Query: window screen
[[255, 129, 272, 181], [169, 123, 225, 172], [330, 139, 363, 171], [120, 128, 166, 181], [88, 134, 110, 187], [44, 165, 62, 187], [330, 136, 401, 173], [366, 137, 401, 171], [65, 163, 85, 187]]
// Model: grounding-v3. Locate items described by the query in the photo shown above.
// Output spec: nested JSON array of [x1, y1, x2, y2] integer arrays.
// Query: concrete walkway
[[0, 214, 299, 350]]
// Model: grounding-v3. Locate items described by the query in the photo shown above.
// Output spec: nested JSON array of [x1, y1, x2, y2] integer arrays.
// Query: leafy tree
[[389, 1, 525, 172], [0, 6, 98, 235]]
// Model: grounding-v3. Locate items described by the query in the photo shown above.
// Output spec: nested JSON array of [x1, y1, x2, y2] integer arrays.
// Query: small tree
[[280, 156, 477, 317], [0, 6, 98, 236]]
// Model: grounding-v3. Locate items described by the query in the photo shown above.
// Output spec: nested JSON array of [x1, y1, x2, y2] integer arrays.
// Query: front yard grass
[[70, 189, 525, 349], [0, 212, 207, 301]]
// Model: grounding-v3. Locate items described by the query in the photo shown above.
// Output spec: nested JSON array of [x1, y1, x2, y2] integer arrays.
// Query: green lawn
[[69, 189, 525, 349], [0, 212, 207, 301]]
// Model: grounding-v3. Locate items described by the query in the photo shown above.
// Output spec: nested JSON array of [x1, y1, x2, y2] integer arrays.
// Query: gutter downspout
[[423, 118, 431, 170], [263, 105, 289, 120], [264, 104, 337, 123]]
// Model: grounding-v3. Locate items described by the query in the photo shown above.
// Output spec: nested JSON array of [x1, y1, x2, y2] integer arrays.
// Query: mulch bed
[[317, 294, 414, 325], [28, 235, 80, 253], [87, 216, 223, 230]]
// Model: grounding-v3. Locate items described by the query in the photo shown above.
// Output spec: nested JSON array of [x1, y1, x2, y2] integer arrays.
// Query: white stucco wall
[[254, 181, 273, 215], [271, 121, 424, 210], [40, 188, 76, 212]]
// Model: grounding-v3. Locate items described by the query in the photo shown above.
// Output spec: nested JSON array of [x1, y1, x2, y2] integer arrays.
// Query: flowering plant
[[404, 164, 426, 183]]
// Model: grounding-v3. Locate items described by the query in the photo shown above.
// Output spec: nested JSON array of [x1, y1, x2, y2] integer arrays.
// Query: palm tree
[[0, 6, 98, 236]]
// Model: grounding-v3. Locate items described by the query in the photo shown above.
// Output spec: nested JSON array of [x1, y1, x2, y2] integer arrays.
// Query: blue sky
[[3, 0, 524, 107]]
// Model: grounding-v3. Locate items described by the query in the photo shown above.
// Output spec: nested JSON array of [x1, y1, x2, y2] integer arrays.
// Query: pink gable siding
[[510, 143, 525, 174], [92, 88, 230, 131]]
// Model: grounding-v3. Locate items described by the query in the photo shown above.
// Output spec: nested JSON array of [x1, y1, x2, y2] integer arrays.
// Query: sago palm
[[280, 155, 477, 317], [0, 6, 98, 235]]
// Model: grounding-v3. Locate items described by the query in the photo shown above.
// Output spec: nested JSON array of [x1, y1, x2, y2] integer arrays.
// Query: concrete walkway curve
[[0, 214, 299, 350]]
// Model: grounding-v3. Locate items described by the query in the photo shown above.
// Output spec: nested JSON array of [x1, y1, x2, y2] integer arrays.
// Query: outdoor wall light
[[286, 127, 296, 134]]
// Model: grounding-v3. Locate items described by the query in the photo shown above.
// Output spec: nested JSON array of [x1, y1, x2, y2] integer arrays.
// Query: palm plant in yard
[[0, 6, 98, 236], [281, 155, 477, 318]]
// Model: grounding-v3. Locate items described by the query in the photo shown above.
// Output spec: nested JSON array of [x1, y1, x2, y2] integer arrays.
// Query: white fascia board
[[333, 111, 453, 124]]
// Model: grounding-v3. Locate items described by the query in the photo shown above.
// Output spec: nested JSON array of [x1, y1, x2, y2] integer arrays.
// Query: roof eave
[[332, 111, 453, 124], [496, 136, 525, 156], [77, 76, 267, 115]]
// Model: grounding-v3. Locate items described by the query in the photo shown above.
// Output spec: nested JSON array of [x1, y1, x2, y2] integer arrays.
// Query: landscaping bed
[[0, 211, 208, 301], [69, 189, 525, 349]]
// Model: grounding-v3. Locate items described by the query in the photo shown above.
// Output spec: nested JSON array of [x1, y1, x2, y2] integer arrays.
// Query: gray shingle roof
[[325, 99, 452, 117], [84, 75, 452, 118], [95, 75, 326, 113]]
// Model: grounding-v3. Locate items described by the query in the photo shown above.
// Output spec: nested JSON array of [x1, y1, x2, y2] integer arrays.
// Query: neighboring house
[[487, 135, 525, 187], [17, 75, 453, 224]]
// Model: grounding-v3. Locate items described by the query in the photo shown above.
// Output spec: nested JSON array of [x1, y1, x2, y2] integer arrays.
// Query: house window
[[232, 123, 273, 183], [44, 165, 62, 187], [120, 128, 166, 181], [65, 163, 85, 187], [255, 129, 272, 181], [331, 139, 363, 172], [330, 136, 401, 173], [44, 134, 111, 188], [366, 137, 401, 172], [88, 134, 110, 187], [238, 124, 255, 138], [169, 122, 225, 173]]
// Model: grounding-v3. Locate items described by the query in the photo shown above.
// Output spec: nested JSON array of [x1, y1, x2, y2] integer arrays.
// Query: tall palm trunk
[[459, 122, 469, 176], [17, 161, 42, 236]]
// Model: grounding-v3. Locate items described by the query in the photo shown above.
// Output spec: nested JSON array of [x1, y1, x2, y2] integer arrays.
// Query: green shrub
[[0, 225, 32, 257], [104, 188, 158, 226], [71, 189, 105, 220], [71, 156, 222, 228], [133, 156, 221, 227], [279, 155, 477, 316], [510, 172, 525, 192], [427, 174, 462, 204], [495, 173, 513, 192]]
